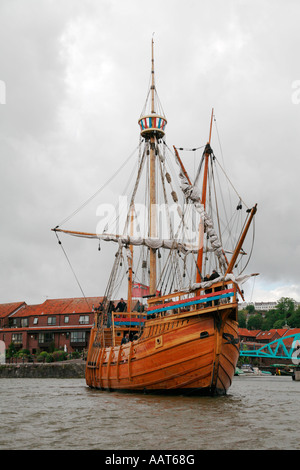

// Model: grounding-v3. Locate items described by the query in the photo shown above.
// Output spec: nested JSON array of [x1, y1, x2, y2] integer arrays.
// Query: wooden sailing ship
[[53, 41, 258, 395]]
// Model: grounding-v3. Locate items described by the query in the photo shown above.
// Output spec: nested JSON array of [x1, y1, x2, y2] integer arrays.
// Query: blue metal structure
[[239, 333, 300, 361]]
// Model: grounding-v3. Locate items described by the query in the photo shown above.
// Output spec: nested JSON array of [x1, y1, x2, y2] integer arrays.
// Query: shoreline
[[0, 359, 86, 378]]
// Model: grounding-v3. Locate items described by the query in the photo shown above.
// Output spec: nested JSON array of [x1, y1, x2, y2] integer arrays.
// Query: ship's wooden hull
[[86, 303, 239, 396]]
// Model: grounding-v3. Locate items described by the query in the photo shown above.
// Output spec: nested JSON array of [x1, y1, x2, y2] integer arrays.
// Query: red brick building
[[0, 297, 103, 355], [0, 302, 27, 328], [238, 328, 261, 343]]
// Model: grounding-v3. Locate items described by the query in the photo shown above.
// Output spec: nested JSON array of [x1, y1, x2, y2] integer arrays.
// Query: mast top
[[138, 39, 167, 139], [151, 38, 155, 114]]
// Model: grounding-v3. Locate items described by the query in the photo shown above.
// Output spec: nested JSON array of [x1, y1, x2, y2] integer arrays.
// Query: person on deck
[[209, 269, 219, 281], [121, 333, 130, 345], [116, 298, 126, 312], [107, 301, 115, 327], [209, 269, 221, 305], [204, 274, 212, 306]]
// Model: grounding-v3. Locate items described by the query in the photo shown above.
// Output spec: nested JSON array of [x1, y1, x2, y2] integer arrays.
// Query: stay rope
[[54, 231, 92, 312]]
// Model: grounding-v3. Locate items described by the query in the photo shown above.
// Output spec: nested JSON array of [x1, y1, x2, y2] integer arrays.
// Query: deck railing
[[103, 281, 237, 346], [146, 280, 237, 317]]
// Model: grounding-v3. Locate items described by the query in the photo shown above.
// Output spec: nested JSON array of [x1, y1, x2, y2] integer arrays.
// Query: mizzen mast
[[127, 204, 135, 312], [138, 39, 167, 295]]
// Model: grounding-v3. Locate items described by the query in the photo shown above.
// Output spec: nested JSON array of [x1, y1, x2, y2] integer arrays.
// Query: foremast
[[196, 108, 214, 283]]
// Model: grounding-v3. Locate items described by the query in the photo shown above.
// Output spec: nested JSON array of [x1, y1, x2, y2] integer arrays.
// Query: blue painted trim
[[147, 292, 234, 315], [114, 321, 144, 327]]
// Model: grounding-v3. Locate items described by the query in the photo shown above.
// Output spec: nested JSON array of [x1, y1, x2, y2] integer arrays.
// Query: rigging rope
[[54, 232, 92, 312], [250, 269, 256, 303], [237, 216, 256, 276], [214, 155, 249, 210], [56, 145, 139, 227]]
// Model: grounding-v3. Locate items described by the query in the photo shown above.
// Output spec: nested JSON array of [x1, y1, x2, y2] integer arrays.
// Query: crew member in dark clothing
[[204, 274, 212, 306], [116, 298, 126, 312], [209, 269, 221, 305], [209, 269, 219, 280], [121, 333, 130, 345], [107, 301, 115, 327], [203, 274, 211, 289]]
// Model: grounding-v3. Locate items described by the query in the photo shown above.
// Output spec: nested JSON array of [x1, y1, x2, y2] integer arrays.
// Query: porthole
[[200, 331, 209, 339]]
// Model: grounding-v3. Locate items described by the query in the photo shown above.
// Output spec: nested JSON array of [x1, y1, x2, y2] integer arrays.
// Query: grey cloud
[[0, 0, 299, 304]]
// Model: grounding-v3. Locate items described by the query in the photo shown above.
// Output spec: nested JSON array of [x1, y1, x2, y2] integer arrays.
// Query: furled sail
[[52, 228, 199, 255], [178, 170, 228, 270], [184, 272, 259, 293]]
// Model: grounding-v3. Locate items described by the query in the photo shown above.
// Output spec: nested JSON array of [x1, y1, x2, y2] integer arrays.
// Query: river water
[[0, 375, 299, 451]]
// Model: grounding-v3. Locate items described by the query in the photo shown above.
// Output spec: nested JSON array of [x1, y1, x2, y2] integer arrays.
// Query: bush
[[7, 342, 17, 358], [71, 351, 81, 359], [19, 348, 30, 356], [17, 349, 30, 359], [37, 351, 53, 363], [52, 350, 68, 362]]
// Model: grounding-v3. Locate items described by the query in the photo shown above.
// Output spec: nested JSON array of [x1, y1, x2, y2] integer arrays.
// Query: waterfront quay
[[0, 358, 85, 378]]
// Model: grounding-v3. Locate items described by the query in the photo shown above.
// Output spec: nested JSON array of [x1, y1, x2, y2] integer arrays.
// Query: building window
[[10, 318, 19, 328], [71, 331, 86, 343], [64, 316, 69, 324], [33, 317, 38, 325], [47, 317, 56, 325], [79, 315, 89, 324], [21, 318, 28, 327], [38, 332, 54, 344], [12, 333, 22, 344]]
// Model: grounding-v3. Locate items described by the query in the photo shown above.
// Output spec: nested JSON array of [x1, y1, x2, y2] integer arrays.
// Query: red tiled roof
[[274, 328, 289, 337], [238, 328, 261, 338], [62, 297, 103, 314], [283, 328, 300, 337], [282, 328, 300, 346], [15, 297, 103, 317], [16, 303, 49, 317], [256, 329, 287, 341], [0, 302, 26, 319]]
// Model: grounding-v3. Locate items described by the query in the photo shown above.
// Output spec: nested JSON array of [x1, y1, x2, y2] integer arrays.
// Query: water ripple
[[1, 376, 300, 450]]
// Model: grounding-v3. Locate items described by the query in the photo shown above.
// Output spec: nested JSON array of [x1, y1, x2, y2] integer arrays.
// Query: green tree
[[247, 313, 263, 330], [288, 307, 300, 328], [276, 297, 295, 320], [273, 318, 286, 329], [238, 310, 247, 328], [7, 342, 17, 358], [260, 298, 297, 330], [261, 309, 278, 330], [245, 304, 255, 314]]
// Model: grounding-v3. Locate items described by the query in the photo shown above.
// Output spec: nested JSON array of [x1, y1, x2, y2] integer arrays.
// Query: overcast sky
[[1, 0, 300, 305]]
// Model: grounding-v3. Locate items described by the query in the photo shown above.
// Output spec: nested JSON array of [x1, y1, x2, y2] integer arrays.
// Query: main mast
[[149, 39, 157, 296], [138, 40, 167, 295]]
